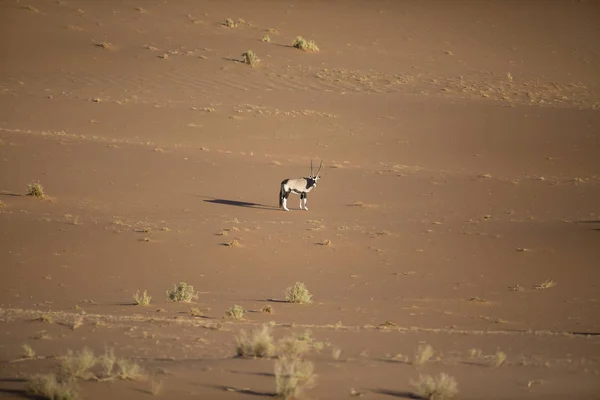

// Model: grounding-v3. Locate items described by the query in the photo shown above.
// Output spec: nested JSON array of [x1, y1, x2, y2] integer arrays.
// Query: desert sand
[[1, 0, 600, 399]]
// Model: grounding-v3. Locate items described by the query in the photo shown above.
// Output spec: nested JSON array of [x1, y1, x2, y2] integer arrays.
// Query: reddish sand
[[1, 1, 600, 399]]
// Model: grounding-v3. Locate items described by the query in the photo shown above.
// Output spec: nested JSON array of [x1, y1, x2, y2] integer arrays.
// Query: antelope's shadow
[[203, 198, 279, 211]]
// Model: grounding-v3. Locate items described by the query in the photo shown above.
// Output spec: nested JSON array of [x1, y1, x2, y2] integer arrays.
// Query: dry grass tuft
[[262, 34, 271, 42], [411, 373, 458, 400], [22, 344, 36, 359], [149, 377, 163, 395], [489, 351, 507, 367], [26, 182, 46, 199], [133, 290, 152, 306], [189, 307, 204, 317], [277, 331, 323, 358], [98, 348, 116, 378], [116, 358, 145, 380], [236, 324, 276, 358], [275, 356, 317, 399], [22, 5, 40, 12], [413, 344, 434, 366], [95, 42, 113, 50], [59, 348, 97, 381], [167, 282, 197, 302], [242, 50, 260, 67], [224, 239, 241, 247], [319, 239, 332, 246], [292, 36, 320, 52], [534, 279, 556, 290], [0, 200, 6, 208], [224, 18, 237, 28], [284, 282, 312, 304], [262, 304, 274, 314], [27, 373, 78, 400], [225, 305, 245, 320]]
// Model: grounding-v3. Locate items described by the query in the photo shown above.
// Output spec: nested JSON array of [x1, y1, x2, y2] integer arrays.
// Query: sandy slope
[[1, 0, 600, 399]]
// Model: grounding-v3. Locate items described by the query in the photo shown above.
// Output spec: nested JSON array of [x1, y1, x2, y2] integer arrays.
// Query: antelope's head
[[309, 160, 323, 186]]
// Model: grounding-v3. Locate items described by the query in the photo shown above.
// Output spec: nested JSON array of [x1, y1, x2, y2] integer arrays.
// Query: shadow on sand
[[203, 198, 279, 211]]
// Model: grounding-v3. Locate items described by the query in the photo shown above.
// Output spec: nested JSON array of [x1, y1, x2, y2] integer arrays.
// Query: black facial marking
[[305, 178, 316, 190]]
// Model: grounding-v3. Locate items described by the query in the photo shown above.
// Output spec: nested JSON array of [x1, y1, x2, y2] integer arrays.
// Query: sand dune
[[1, 0, 600, 399]]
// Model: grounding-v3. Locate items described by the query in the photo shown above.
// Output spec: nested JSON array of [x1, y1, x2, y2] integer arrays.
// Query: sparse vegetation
[[225, 304, 245, 319], [27, 373, 78, 400], [278, 330, 323, 358], [224, 239, 240, 247], [224, 18, 236, 28], [490, 351, 507, 367], [98, 348, 116, 377], [274, 356, 317, 400], [319, 239, 332, 246], [59, 348, 97, 381], [413, 344, 434, 366], [236, 324, 276, 358], [22, 344, 36, 359], [262, 304, 274, 314], [0, 200, 6, 208], [411, 373, 458, 400], [166, 282, 196, 302], [95, 42, 113, 50], [242, 50, 260, 67], [284, 282, 312, 304], [116, 358, 145, 380], [292, 36, 320, 52], [26, 182, 46, 199], [534, 279, 556, 289], [262, 34, 271, 42], [133, 290, 152, 306], [189, 307, 204, 317]]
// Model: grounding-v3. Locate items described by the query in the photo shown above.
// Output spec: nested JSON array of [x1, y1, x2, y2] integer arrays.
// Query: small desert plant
[[242, 50, 260, 67], [98, 348, 116, 377], [22, 344, 36, 359], [149, 376, 163, 395], [292, 36, 319, 52], [189, 307, 204, 317], [133, 290, 152, 306], [275, 356, 317, 399], [262, 34, 271, 42], [59, 348, 97, 381], [224, 18, 236, 28], [0, 200, 6, 208], [27, 373, 78, 400], [225, 304, 245, 319], [467, 348, 482, 359], [284, 282, 312, 304], [262, 304, 274, 314], [534, 279, 556, 289], [236, 324, 276, 358], [277, 331, 322, 358], [167, 282, 196, 302], [116, 358, 145, 380], [26, 181, 46, 199], [413, 344, 434, 366], [490, 351, 507, 367], [411, 373, 458, 400]]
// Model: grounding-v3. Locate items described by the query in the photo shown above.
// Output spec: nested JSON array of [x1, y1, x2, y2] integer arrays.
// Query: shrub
[[277, 330, 322, 358], [167, 282, 196, 302], [275, 356, 316, 399], [411, 373, 458, 400], [242, 50, 260, 67], [26, 182, 46, 199], [292, 36, 319, 52], [413, 344, 434, 366], [59, 348, 97, 381], [22, 344, 36, 359], [27, 374, 78, 400], [236, 324, 276, 358], [133, 290, 151, 306], [284, 282, 312, 304], [225, 304, 245, 320]]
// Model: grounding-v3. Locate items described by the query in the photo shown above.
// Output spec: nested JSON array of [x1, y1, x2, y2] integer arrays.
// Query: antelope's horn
[[310, 160, 313, 177], [316, 160, 323, 177]]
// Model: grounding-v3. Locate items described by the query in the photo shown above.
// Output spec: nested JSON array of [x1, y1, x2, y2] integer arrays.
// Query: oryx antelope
[[279, 161, 323, 211]]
